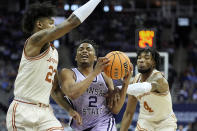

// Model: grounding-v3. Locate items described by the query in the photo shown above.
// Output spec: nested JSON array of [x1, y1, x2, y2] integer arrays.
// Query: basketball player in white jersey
[[60, 39, 133, 131], [6, 1, 102, 130], [120, 48, 177, 131]]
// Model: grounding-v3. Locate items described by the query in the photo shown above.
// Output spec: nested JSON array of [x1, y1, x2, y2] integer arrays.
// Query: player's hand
[[93, 57, 109, 75], [69, 110, 82, 125], [122, 63, 133, 86], [105, 87, 121, 109]]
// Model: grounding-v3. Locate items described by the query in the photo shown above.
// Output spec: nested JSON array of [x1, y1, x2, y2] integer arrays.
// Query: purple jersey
[[70, 68, 114, 130]]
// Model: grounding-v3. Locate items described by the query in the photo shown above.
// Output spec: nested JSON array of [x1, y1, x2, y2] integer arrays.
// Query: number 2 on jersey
[[144, 101, 154, 112], [45, 65, 56, 83], [89, 96, 97, 107]]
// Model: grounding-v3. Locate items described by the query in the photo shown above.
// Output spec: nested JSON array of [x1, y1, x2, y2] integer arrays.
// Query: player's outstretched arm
[[60, 57, 109, 100], [126, 72, 169, 97], [120, 95, 137, 131], [150, 72, 169, 93], [105, 64, 133, 114], [51, 72, 82, 125], [102, 73, 116, 111], [29, 0, 101, 51]]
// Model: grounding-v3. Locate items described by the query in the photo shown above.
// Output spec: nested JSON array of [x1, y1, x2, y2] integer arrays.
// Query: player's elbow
[[124, 111, 134, 120], [51, 89, 60, 100], [61, 85, 79, 100], [112, 110, 119, 115], [66, 92, 79, 100], [67, 94, 77, 100], [111, 108, 121, 114]]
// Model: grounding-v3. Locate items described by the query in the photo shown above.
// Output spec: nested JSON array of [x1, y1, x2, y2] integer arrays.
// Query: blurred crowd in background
[[0, 0, 197, 131]]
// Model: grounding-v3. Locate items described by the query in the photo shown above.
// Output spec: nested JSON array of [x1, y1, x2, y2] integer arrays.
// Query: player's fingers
[[124, 73, 129, 79], [130, 70, 133, 77], [115, 93, 120, 104], [129, 62, 133, 70], [108, 97, 113, 109], [113, 93, 118, 105], [75, 113, 82, 125], [98, 57, 108, 62], [116, 93, 120, 100], [113, 96, 117, 107], [126, 63, 132, 75], [124, 67, 133, 80], [123, 72, 130, 80], [101, 60, 110, 67], [78, 114, 82, 125], [103, 63, 110, 69]]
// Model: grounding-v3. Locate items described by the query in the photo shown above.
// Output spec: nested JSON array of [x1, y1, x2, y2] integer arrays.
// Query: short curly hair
[[22, 1, 57, 34], [137, 47, 161, 70]]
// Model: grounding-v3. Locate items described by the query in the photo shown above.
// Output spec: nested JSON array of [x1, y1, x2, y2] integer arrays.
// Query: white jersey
[[14, 42, 58, 105], [134, 70, 174, 122]]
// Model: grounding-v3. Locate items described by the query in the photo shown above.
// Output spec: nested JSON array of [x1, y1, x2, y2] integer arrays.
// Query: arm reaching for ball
[[105, 63, 133, 114], [117, 72, 169, 97]]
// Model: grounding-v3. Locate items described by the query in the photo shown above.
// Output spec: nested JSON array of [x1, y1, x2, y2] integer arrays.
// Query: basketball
[[104, 51, 131, 80]]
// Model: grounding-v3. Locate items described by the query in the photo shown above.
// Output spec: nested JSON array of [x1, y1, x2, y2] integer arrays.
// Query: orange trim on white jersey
[[136, 70, 163, 83], [137, 123, 148, 131], [23, 38, 51, 61], [46, 127, 64, 131], [14, 99, 36, 105], [133, 74, 141, 83], [24, 46, 50, 60], [137, 91, 169, 100], [14, 99, 49, 108], [12, 103, 18, 131], [171, 114, 177, 121]]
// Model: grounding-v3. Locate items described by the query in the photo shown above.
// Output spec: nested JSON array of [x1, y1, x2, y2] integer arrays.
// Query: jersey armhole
[[150, 91, 169, 96], [70, 69, 77, 82], [133, 74, 141, 83], [23, 37, 50, 61]]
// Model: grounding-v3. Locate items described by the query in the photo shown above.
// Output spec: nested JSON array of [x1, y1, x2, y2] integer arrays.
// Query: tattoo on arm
[[30, 14, 80, 48], [31, 30, 47, 44], [46, 14, 81, 42]]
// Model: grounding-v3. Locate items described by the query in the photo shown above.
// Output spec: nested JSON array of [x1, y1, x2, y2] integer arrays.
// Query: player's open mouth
[[81, 54, 89, 58]]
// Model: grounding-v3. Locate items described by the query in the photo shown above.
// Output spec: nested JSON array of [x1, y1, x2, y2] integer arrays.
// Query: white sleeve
[[126, 82, 152, 97], [72, 0, 101, 23]]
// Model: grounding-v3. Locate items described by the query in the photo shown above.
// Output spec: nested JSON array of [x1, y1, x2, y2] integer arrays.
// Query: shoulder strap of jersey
[[132, 73, 141, 83]]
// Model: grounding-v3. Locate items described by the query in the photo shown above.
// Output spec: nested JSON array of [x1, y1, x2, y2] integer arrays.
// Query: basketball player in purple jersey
[[60, 39, 133, 131]]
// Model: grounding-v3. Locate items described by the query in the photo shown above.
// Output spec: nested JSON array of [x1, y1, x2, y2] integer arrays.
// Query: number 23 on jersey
[[45, 65, 56, 83]]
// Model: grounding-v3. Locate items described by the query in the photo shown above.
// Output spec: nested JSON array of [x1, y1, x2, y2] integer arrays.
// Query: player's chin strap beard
[[138, 68, 152, 74], [80, 62, 91, 68]]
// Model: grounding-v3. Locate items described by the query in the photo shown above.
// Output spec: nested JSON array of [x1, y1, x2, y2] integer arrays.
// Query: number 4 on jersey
[[144, 101, 154, 113]]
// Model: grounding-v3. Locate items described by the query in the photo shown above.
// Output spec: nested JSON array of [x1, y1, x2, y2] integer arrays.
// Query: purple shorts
[[75, 117, 117, 131]]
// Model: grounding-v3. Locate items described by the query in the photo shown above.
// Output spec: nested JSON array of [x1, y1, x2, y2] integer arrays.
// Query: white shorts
[[6, 99, 64, 131], [135, 114, 177, 131]]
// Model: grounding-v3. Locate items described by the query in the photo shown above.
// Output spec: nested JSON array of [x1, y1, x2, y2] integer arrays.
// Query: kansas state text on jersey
[[70, 68, 113, 130]]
